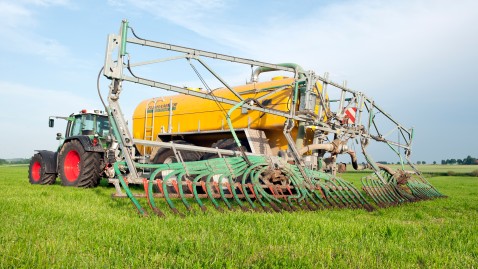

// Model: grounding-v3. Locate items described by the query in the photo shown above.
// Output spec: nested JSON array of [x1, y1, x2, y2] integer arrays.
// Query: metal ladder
[[143, 98, 157, 155]]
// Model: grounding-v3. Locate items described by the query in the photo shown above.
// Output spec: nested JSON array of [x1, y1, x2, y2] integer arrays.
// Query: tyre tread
[[58, 140, 102, 188]]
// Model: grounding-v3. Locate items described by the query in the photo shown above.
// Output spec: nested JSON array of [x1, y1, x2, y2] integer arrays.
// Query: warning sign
[[344, 107, 357, 124]]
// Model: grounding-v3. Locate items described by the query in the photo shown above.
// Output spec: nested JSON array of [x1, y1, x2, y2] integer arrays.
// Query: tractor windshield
[[69, 114, 110, 137]]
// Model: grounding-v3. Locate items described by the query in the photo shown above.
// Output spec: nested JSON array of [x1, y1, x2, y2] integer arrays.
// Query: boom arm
[[97, 20, 445, 217], [103, 20, 416, 180]]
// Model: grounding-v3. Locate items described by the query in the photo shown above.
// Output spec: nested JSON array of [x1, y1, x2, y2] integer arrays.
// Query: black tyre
[[28, 153, 56, 185], [201, 138, 244, 160], [152, 140, 203, 164], [202, 138, 249, 186], [152, 141, 203, 193], [58, 140, 102, 187]]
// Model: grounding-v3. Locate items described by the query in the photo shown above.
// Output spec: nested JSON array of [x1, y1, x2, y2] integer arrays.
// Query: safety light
[[92, 136, 99, 146]]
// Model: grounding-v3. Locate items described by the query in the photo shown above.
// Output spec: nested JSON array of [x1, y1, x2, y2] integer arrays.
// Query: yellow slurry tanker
[[29, 20, 445, 217], [133, 76, 318, 156]]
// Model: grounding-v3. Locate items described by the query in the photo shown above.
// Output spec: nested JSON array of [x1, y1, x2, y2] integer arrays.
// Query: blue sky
[[0, 0, 477, 163]]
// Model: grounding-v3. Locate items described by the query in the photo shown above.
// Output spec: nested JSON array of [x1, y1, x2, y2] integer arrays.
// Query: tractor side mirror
[[56, 133, 63, 140], [49, 118, 54, 128]]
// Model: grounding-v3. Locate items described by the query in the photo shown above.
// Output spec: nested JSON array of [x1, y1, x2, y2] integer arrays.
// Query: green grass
[[388, 164, 478, 174], [1, 165, 477, 268]]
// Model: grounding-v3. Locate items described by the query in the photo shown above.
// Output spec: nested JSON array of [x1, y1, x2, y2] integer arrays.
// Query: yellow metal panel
[[132, 77, 330, 155], [133, 78, 293, 134]]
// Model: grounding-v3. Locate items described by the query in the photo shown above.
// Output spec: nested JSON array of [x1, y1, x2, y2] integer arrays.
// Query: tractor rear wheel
[[28, 153, 56, 185], [58, 140, 102, 188]]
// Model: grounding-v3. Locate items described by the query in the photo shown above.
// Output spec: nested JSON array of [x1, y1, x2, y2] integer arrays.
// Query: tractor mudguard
[[35, 150, 58, 174], [64, 136, 105, 153]]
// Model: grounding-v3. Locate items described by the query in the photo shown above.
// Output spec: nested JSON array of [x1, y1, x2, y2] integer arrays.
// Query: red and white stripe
[[344, 107, 357, 124]]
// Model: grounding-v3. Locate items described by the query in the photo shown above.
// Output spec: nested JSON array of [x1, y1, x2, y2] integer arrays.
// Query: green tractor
[[28, 109, 112, 187]]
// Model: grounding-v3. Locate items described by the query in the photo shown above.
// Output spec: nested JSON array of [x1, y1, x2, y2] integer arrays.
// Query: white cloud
[[0, 81, 98, 121], [107, 0, 478, 162], [130, 0, 226, 20], [109, 0, 478, 75], [109, 0, 478, 104], [0, 81, 98, 158], [111, 0, 229, 32], [0, 0, 73, 63], [1, 0, 72, 28], [20, 0, 71, 6], [0, 1, 33, 28]]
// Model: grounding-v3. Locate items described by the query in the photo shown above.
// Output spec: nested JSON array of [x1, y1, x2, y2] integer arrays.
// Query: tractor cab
[[67, 109, 110, 138], [49, 109, 111, 150]]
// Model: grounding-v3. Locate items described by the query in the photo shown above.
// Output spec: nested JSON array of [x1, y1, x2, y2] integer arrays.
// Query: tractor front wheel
[[28, 153, 56, 185], [58, 140, 102, 187]]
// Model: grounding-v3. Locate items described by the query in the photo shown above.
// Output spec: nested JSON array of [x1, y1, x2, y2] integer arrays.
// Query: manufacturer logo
[[147, 103, 178, 113]]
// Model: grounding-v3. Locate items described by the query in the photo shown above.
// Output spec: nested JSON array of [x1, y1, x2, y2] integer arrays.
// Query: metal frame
[[104, 20, 416, 183], [98, 20, 444, 216]]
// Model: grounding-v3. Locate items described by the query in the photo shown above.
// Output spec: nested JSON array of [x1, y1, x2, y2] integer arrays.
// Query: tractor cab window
[[69, 114, 109, 137], [96, 116, 110, 137]]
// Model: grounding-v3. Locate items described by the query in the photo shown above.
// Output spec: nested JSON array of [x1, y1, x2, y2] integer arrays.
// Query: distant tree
[[377, 161, 388, 165], [6, 158, 30, 165], [450, 159, 457, 165], [422, 161, 426, 165], [20, 158, 30, 164], [417, 161, 421, 165], [457, 159, 463, 165], [463, 156, 477, 165], [441, 160, 446, 165], [0, 159, 7, 165], [433, 161, 437, 165]]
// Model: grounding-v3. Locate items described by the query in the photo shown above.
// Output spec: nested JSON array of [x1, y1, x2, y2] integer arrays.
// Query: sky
[[0, 0, 477, 163]]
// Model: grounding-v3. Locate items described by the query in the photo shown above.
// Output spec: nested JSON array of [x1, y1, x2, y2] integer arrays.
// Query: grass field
[[0, 165, 477, 268], [387, 164, 478, 174]]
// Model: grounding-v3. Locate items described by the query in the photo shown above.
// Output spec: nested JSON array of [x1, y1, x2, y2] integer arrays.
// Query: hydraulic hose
[[298, 143, 335, 156], [96, 66, 108, 113], [251, 63, 306, 83], [347, 150, 359, 170]]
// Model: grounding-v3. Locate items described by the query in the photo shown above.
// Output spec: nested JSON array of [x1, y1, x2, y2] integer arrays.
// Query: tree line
[[441, 156, 477, 165], [2, 156, 477, 166], [0, 158, 30, 165]]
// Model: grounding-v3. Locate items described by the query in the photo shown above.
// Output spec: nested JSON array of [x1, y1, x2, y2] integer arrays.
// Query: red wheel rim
[[32, 161, 41, 181], [64, 150, 80, 182]]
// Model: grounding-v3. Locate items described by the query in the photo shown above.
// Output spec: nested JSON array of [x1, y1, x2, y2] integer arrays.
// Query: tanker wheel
[[152, 141, 203, 193], [201, 138, 245, 160], [58, 140, 102, 188], [202, 138, 249, 189], [28, 153, 56, 185], [152, 141, 203, 164]]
